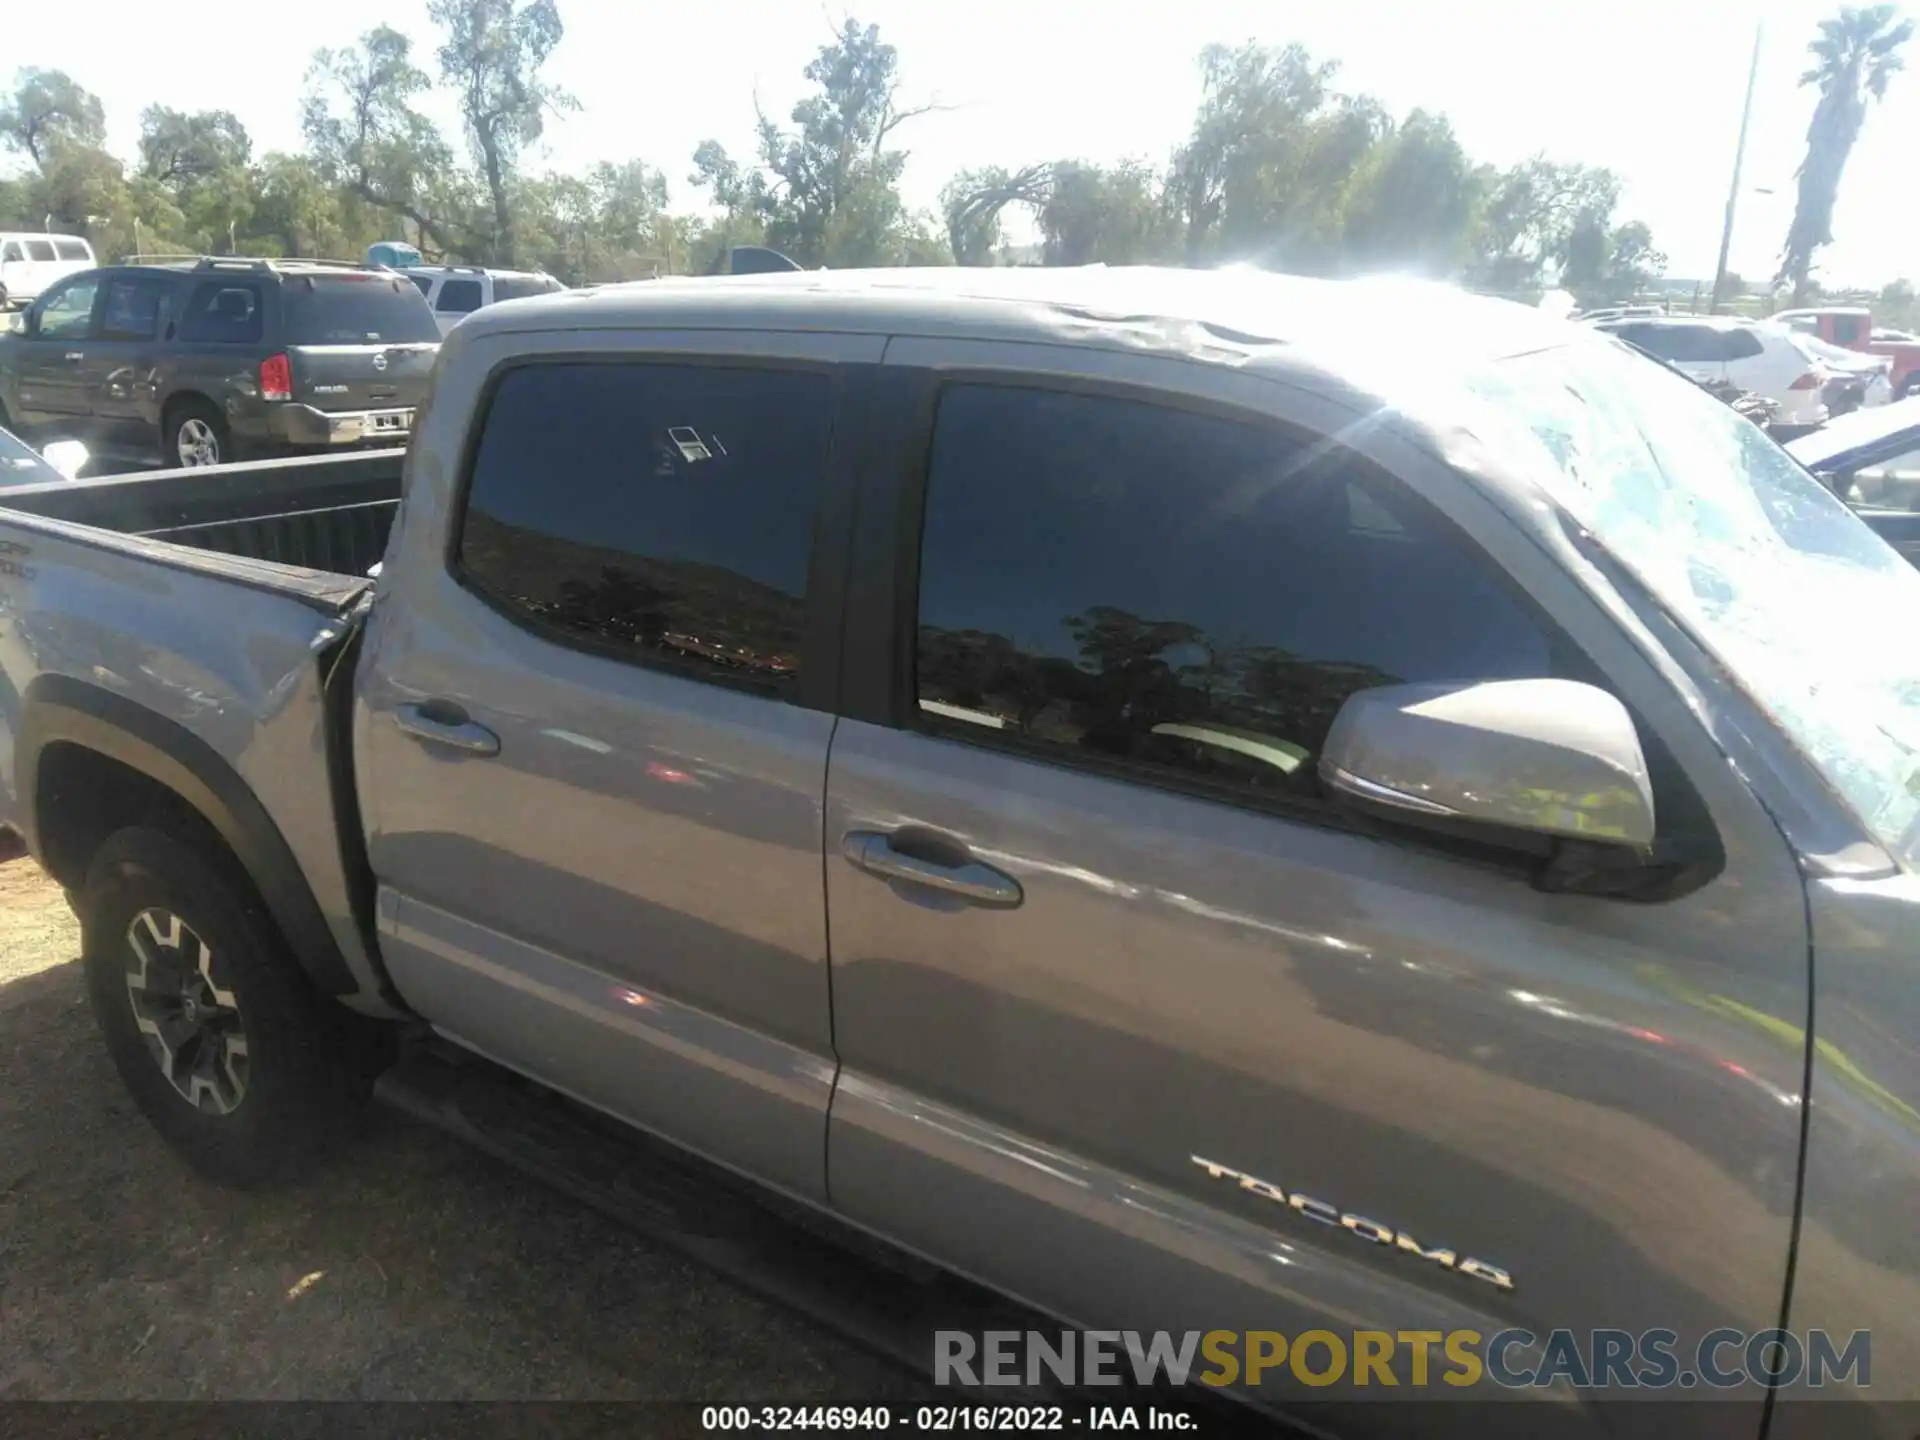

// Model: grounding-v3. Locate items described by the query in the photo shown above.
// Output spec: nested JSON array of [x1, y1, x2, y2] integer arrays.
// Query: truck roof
[[453, 264, 1589, 376]]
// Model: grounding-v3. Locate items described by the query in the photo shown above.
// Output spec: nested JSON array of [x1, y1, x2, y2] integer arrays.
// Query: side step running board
[[372, 1046, 1063, 1398]]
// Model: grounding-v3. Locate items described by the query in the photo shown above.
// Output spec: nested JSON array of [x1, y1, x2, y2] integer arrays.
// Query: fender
[[17, 673, 358, 996]]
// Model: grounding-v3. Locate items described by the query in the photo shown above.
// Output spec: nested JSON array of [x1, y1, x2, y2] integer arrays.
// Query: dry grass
[[0, 859, 916, 1401]]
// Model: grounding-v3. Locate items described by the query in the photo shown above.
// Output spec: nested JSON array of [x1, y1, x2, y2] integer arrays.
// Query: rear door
[[87, 271, 180, 454], [822, 341, 1809, 1423], [356, 326, 877, 1202], [276, 271, 440, 423]]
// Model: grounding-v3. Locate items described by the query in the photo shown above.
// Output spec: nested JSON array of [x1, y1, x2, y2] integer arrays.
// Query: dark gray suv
[[0, 256, 440, 470]]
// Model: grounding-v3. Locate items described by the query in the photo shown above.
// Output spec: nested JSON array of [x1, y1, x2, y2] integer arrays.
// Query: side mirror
[[38, 439, 88, 479], [1320, 678, 1656, 851]]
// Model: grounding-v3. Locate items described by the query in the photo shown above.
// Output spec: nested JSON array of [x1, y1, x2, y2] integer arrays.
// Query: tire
[[79, 825, 383, 1187], [163, 396, 230, 468]]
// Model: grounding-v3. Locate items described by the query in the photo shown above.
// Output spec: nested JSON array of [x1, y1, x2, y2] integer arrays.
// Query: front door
[[356, 328, 878, 1201], [13, 274, 101, 435], [823, 342, 1808, 1425]]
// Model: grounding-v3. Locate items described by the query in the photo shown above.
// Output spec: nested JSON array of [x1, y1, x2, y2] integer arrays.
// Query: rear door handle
[[841, 830, 1023, 909], [393, 701, 499, 756], [63, 352, 84, 363]]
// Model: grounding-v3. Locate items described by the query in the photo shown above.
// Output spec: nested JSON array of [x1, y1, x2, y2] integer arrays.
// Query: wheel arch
[[19, 674, 359, 996]]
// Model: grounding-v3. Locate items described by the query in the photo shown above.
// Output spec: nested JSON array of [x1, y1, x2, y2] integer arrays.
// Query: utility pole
[[1710, 21, 1764, 314]]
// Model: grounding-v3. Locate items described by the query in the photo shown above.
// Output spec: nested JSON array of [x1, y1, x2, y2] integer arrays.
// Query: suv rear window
[[25, 240, 55, 262], [53, 239, 90, 261], [281, 274, 439, 345]]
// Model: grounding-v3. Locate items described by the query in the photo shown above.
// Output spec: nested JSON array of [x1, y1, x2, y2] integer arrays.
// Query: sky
[[8, 0, 1916, 288]]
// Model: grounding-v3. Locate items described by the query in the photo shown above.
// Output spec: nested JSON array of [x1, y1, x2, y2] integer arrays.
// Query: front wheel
[[79, 826, 384, 1187]]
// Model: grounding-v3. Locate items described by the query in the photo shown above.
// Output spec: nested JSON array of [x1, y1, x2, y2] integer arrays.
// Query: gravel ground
[[0, 858, 919, 1402]]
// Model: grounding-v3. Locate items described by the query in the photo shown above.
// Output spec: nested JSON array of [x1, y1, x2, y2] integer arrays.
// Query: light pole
[[1710, 22, 1765, 314]]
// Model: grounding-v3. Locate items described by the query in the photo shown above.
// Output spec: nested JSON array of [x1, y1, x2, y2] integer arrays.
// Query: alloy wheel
[[176, 418, 220, 467], [123, 907, 250, 1115]]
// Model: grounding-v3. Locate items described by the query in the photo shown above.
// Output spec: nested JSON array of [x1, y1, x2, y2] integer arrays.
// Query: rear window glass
[[281, 274, 439, 345], [25, 240, 55, 262], [435, 278, 483, 314], [408, 274, 433, 296], [178, 282, 264, 344], [53, 239, 90, 261]]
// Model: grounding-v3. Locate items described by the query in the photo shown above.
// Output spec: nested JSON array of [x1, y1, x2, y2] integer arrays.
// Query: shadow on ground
[[0, 873, 919, 1402]]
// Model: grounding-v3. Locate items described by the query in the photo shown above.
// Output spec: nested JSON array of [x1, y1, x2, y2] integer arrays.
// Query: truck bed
[[0, 448, 404, 578]]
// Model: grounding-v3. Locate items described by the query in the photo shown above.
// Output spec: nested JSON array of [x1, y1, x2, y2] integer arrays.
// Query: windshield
[[281, 274, 440, 345], [0, 429, 61, 487], [1462, 337, 1920, 869]]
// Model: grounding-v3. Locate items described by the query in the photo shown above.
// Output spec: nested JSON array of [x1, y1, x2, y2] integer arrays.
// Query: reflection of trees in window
[[918, 605, 1399, 792], [462, 510, 804, 686]]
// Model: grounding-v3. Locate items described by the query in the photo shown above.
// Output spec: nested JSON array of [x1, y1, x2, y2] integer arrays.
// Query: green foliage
[[1780, 5, 1913, 303], [1, 15, 1675, 298]]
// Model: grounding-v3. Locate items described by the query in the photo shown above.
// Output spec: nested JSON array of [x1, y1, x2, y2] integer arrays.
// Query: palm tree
[[1779, 5, 1914, 304]]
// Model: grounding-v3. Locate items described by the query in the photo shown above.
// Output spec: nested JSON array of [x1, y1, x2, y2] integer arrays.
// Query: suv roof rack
[[195, 256, 375, 273]]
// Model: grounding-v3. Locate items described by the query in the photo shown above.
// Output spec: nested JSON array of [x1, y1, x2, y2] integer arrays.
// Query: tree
[[429, 0, 576, 265], [692, 19, 947, 267], [0, 68, 106, 171], [1039, 161, 1177, 266], [303, 27, 469, 255], [1780, 5, 1913, 304], [1467, 158, 1642, 299], [1338, 110, 1481, 275], [942, 164, 1050, 265]]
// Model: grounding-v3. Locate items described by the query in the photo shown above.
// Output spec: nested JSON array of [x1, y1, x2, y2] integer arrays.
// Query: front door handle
[[841, 830, 1023, 909], [393, 700, 499, 756], [63, 352, 84, 363]]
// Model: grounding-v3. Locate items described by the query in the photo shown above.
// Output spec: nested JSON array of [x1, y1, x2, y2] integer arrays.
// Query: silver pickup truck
[[0, 267, 1915, 1434]]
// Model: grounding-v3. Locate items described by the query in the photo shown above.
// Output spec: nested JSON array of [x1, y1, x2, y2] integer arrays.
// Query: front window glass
[[1463, 339, 1920, 867]]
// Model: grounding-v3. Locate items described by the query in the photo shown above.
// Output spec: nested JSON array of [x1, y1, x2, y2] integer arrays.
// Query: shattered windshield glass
[[1462, 337, 1920, 869]]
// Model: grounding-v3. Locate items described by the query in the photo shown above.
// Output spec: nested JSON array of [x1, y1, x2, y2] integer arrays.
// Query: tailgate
[[288, 343, 437, 416]]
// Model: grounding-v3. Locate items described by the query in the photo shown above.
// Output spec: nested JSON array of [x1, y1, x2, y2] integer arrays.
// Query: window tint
[[282, 274, 439, 344], [456, 362, 833, 691], [492, 274, 562, 302], [1721, 328, 1765, 360], [408, 274, 434, 296], [435, 278, 484, 313], [1644, 326, 1727, 363], [25, 240, 55, 262], [914, 385, 1560, 808], [178, 281, 263, 344], [98, 275, 172, 340], [35, 278, 98, 339], [1833, 314, 1868, 346], [0, 242, 22, 263], [53, 239, 90, 261]]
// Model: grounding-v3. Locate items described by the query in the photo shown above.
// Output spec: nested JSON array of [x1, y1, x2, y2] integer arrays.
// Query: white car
[[1591, 315, 1834, 430], [0, 233, 95, 311], [403, 265, 567, 335], [1795, 332, 1895, 411]]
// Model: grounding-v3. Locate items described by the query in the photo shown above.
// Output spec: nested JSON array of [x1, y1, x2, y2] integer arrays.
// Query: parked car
[[1774, 305, 1920, 399], [0, 255, 439, 469], [1795, 332, 1895, 415], [1588, 314, 1834, 433], [404, 265, 567, 334], [0, 232, 95, 311], [1, 268, 1917, 1431], [1788, 394, 1920, 568], [0, 425, 87, 484]]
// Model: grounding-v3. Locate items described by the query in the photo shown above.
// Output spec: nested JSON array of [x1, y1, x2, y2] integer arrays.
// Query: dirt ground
[[0, 858, 919, 1401]]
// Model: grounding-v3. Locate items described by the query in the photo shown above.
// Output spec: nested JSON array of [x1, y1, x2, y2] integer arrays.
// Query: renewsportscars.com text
[[934, 1327, 1871, 1391]]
